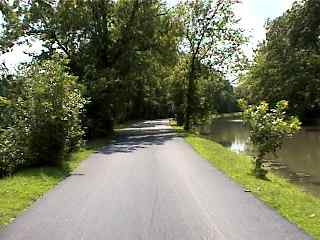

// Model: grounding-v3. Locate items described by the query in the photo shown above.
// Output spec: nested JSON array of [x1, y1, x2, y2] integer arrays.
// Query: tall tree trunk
[[184, 58, 196, 130]]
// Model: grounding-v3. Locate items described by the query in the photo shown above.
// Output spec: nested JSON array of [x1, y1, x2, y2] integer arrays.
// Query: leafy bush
[[0, 56, 86, 176], [0, 96, 27, 175], [0, 128, 26, 176], [239, 100, 301, 178]]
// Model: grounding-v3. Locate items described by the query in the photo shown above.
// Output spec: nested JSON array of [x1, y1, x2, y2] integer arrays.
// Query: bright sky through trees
[[0, 0, 295, 69], [236, 0, 295, 56], [167, 0, 295, 56]]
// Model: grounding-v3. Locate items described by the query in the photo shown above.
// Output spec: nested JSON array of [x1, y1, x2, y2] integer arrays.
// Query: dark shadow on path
[[99, 120, 177, 155]]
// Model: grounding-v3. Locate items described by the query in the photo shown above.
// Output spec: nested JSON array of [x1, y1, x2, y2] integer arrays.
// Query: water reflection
[[199, 118, 320, 197]]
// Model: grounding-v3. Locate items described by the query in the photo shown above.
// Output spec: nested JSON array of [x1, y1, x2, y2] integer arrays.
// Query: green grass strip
[[0, 138, 110, 226], [184, 133, 320, 239]]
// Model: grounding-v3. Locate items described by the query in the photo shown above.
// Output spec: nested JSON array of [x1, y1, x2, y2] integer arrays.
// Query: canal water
[[199, 117, 320, 197]]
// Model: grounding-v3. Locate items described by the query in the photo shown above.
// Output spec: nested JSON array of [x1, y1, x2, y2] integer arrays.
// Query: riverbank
[[172, 123, 320, 239], [0, 138, 111, 226]]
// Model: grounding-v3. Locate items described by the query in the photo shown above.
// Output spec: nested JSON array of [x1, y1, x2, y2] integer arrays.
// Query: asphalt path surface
[[0, 120, 311, 240]]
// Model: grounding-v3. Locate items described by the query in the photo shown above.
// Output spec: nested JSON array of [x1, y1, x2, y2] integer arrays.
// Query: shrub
[[239, 100, 301, 178], [0, 128, 26, 176], [0, 56, 86, 176]]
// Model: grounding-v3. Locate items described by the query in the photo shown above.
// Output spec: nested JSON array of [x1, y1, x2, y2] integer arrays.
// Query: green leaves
[[0, 55, 86, 176], [178, 0, 246, 129], [181, 0, 247, 71], [240, 100, 301, 178], [237, 0, 320, 118]]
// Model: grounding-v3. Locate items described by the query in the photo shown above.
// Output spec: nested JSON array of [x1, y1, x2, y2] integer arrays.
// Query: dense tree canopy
[[0, 0, 245, 175], [237, 0, 320, 119], [176, 0, 246, 129], [1, 0, 179, 134], [1, 0, 243, 132]]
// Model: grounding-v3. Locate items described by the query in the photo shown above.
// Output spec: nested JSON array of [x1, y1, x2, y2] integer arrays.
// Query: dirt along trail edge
[[0, 120, 311, 240]]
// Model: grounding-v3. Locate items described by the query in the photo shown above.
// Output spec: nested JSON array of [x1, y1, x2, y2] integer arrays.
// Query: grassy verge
[[171, 122, 320, 239], [0, 137, 110, 226]]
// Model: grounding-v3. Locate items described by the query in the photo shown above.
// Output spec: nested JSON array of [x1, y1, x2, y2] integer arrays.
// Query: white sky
[[1, 0, 295, 70], [236, 0, 295, 56]]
